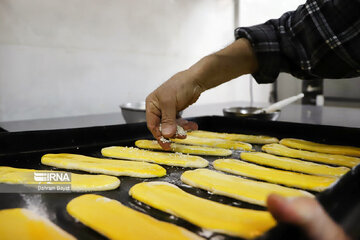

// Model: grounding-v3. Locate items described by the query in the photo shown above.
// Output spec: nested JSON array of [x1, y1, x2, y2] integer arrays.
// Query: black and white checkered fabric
[[235, 0, 360, 83]]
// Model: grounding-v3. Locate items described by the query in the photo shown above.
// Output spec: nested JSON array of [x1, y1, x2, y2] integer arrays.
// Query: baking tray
[[0, 116, 359, 240]]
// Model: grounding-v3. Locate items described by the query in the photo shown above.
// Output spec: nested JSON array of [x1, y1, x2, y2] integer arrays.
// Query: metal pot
[[223, 106, 280, 121]]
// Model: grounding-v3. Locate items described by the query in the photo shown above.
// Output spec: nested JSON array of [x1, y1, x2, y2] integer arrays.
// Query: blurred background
[[0, 0, 359, 122]]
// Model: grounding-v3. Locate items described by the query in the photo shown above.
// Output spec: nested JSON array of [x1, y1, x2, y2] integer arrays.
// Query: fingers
[[174, 118, 198, 139], [267, 194, 351, 240], [145, 70, 202, 150], [159, 96, 177, 139], [146, 92, 178, 150]]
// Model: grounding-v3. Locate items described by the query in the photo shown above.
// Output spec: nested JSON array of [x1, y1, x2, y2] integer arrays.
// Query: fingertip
[[192, 121, 199, 130], [187, 121, 198, 131], [268, 196, 350, 240], [160, 142, 172, 150], [267, 193, 286, 207], [161, 124, 177, 138], [176, 134, 187, 139], [157, 137, 172, 150], [176, 118, 198, 131], [267, 194, 296, 223]]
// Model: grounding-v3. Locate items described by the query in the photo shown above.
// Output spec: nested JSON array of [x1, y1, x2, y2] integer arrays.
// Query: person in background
[[146, 0, 359, 239]]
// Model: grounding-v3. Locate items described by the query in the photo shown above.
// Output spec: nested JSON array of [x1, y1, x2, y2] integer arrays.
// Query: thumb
[[267, 194, 350, 240]]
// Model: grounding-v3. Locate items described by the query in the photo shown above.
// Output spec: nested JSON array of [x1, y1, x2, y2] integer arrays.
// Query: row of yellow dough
[[0, 180, 281, 240], [240, 152, 350, 177], [1, 159, 331, 206], [132, 131, 360, 175], [0, 166, 300, 240], [0, 147, 210, 192], [2, 131, 359, 239], [0, 159, 341, 240], [3, 140, 353, 194], [69, 181, 276, 239], [99, 142, 349, 193], [177, 130, 360, 172], [135, 139, 236, 155], [37, 147, 350, 193], [187, 130, 360, 158], [0, 158, 348, 239], [280, 138, 360, 157], [0, 152, 339, 239], [0, 145, 213, 192], [120, 138, 360, 240], [262, 143, 360, 167], [0, 144, 228, 240], [0, 138, 244, 193], [0, 197, 203, 240], [187, 130, 279, 144]]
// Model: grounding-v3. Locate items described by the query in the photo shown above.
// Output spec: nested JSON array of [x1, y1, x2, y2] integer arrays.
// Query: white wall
[[0, 0, 235, 121], [0, 0, 306, 121]]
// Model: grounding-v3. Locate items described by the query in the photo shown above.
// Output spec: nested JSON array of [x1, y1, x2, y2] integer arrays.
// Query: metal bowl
[[120, 102, 147, 123], [223, 106, 280, 121], [120, 102, 184, 124]]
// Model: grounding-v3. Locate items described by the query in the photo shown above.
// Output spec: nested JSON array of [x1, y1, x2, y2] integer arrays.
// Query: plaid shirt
[[235, 0, 360, 83]]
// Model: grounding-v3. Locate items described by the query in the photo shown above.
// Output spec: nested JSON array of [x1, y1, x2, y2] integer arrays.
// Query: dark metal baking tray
[[0, 116, 359, 240]]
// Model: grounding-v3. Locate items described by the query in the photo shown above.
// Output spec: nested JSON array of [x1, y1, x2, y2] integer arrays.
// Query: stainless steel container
[[120, 102, 147, 123], [223, 106, 280, 121]]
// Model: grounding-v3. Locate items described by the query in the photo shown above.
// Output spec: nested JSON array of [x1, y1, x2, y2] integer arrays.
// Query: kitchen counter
[[0, 101, 359, 132]]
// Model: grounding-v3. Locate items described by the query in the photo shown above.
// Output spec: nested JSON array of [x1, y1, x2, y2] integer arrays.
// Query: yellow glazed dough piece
[[41, 153, 166, 178], [67, 194, 203, 240], [280, 138, 360, 157], [0, 208, 76, 240], [102, 146, 209, 168], [0, 166, 120, 192], [170, 135, 253, 151], [135, 140, 232, 157], [262, 143, 360, 168], [129, 181, 276, 239], [181, 169, 313, 206], [188, 130, 279, 144], [213, 159, 336, 192], [241, 152, 349, 177]]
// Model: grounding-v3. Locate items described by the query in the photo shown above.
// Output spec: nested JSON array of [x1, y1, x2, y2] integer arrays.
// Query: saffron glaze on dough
[[102, 146, 209, 167], [0, 208, 76, 240], [135, 140, 233, 157], [67, 194, 203, 240], [187, 130, 279, 144], [241, 152, 349, 177], [213, 159, 337, 192], [129, 181, 276, 239], [41, 153, 166, 178], [0, 166, 120, 192], [280, 138, 360, 157], [181, 169, 313, 206], [262, 143, 360, 168]]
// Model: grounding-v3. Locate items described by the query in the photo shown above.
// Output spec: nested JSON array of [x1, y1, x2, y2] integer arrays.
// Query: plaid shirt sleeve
[[235, 0, 360, 84]]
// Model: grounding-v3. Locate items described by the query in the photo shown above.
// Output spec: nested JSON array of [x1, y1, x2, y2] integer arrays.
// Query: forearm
[[235, 0, 360, 83], [146, 39, 257, 146], [187, 38, 258, 92]]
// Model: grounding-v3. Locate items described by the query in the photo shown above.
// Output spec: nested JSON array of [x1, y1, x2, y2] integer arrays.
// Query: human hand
[[146, 70, 202, 149], [146, 39, 258, 149], [267, 194, 351, 240]]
